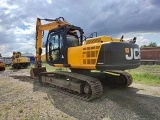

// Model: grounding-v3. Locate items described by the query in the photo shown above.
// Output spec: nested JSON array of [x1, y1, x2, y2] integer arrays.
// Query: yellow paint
[[83, 36, 123, 45], [68, 46, 82, 64], [12, 51, 30, 64], [41, 54, 46, 62], [67, 43, 102, 70]]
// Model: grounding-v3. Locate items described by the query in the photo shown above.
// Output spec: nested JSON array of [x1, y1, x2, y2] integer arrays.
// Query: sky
[[0, 0, 160, 57]]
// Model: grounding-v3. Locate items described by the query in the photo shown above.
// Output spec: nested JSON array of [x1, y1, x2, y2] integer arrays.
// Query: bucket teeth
[[30, 67, 46, 78]]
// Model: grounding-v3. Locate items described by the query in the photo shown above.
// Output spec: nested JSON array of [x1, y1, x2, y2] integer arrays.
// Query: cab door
[[46, 32, 64, 64]]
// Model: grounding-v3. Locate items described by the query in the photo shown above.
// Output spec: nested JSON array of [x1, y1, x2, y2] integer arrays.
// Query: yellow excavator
[[30, 17, 140, 101], [12, 51, 30, 69]]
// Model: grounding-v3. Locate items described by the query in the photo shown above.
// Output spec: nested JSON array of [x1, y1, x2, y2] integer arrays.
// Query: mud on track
[[0, 69, 160, 120]]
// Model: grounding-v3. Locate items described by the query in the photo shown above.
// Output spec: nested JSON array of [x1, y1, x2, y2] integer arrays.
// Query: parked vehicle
[[12, 51, 30, 69], [0, 59, 5, 71]]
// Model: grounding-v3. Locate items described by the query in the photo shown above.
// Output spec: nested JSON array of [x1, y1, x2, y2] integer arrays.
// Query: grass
[[131, 72, 160, 85], [127, 65, 160, 86], [6, 63, 160, 86]]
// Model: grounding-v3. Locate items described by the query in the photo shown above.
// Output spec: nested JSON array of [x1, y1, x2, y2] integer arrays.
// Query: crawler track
[[87, 70, 133, 88], [39, 71, 103, 101], [106, 70, 133, 87], [38, 70, 132, 101]]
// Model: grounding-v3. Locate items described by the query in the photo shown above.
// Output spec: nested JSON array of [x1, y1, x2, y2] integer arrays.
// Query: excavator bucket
[[30, 67, 47, 78]]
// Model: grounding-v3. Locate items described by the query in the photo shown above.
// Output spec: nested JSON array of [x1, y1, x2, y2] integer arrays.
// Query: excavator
[[0, 59, 5, 71], [30, 17, 140, 101], [12, 51, 30, 69]]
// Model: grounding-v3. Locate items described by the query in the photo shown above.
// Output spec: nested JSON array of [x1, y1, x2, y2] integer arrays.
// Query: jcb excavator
[[12, 51, 30, 69], [30, 17, 140, 101]]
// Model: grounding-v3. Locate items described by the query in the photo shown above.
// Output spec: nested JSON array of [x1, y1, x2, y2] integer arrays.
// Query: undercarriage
[[37, 70, 132, 101], [12, 63, 30, 69]]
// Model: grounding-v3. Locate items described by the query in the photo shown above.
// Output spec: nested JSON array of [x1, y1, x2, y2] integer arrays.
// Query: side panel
[[96, 42, 140, 70], [68, 46, 82, 65], [67, 43, 102, 69], [13, 57, 30, 64], [64, 42, 140, 70]]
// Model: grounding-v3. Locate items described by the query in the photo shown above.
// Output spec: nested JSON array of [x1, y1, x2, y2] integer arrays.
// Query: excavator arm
[[30, 17, 70, 77]]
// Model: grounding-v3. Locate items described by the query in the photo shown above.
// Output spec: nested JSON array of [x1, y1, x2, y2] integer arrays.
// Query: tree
[[141, 42, 157, 48], [141, 45, 147, 48], [148, 42, 157, 47], [0, 53, 2, 57]]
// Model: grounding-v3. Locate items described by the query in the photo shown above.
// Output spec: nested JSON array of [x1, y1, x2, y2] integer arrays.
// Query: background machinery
[[0, 59, 5, 71], [30, 17, 140, 101], [12, 51, 30, 69]]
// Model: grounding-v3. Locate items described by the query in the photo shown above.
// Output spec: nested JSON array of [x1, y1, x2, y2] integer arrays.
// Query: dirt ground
[[0, 69, 160, 120]]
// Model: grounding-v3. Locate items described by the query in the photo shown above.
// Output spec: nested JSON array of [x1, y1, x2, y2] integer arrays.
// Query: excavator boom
[[30, 17, 71, 77]]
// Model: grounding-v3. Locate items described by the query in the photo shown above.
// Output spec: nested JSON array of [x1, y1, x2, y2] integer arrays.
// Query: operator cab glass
[[46, 31, 80, 64], [66, 34, 79, 47], [46, 32, 63, 64]]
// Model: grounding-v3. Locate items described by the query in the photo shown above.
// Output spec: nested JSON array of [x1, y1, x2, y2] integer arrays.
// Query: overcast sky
[[0, 0, 160, 57]]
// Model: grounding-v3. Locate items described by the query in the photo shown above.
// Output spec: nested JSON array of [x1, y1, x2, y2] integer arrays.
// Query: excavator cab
[[30, 24, 84, 78], [46, 24, 84, 66]]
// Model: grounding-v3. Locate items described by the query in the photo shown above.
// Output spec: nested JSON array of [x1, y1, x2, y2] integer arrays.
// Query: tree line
[[141, 42, 159, 48]]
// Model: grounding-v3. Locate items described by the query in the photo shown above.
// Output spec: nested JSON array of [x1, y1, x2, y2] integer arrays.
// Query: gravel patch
[[0, 69, 160, 120]]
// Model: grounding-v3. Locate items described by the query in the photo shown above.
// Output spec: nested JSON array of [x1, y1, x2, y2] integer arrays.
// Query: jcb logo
[[125, 48, 140, 60]]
